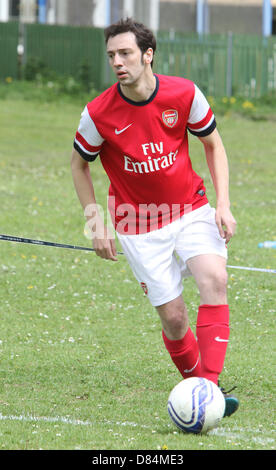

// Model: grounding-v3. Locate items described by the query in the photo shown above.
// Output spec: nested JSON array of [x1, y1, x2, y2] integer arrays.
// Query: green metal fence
[[24, 23, 106, 90], [1, 21, 276, 98], [155, 31, 276, 98], [155, 32, 228, 97], [231, 34, 276, 98], [0, 21, 19, 80]]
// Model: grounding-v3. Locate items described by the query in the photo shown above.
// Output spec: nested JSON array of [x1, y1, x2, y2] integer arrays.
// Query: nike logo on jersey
[[214, 336, 229, 342], [115, 123, 133, 135]]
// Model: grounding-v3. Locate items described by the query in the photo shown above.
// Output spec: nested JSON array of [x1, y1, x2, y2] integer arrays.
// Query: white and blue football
[[168, 377, 225, 434]]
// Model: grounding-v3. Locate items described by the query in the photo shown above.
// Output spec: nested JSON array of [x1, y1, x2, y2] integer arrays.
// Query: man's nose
[[113, 53, 123, 67]]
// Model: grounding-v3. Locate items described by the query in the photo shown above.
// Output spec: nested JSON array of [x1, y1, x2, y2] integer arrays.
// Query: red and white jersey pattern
[[75, 106, 104, 159], [74, 74, 216, 234]]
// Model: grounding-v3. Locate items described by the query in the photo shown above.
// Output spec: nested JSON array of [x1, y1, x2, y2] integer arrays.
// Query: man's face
[[106, 32, 152, 86]]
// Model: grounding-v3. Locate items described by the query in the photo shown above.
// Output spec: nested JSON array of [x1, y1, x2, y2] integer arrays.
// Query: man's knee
[[156, 297, 189, 339], [199, 268, 228, 295]]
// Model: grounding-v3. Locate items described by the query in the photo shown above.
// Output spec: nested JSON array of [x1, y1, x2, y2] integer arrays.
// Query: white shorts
[[116, 203, 227, 307]]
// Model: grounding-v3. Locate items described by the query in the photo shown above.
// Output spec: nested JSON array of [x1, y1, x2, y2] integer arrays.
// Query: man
[[71, 18, 239, 416]]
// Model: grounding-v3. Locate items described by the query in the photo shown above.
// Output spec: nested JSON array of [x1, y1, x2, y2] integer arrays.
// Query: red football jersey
[[74, 74, 216, 234]]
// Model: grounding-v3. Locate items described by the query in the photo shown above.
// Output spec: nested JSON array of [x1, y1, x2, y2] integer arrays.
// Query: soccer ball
[[167, 377, 225, 434]]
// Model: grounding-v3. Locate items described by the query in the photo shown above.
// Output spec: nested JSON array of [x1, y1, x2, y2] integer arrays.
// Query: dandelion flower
[[242, 100, 254, 109]]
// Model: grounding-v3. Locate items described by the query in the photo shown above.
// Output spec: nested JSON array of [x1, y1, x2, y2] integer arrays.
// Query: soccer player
[[71, 18, 239, 416]]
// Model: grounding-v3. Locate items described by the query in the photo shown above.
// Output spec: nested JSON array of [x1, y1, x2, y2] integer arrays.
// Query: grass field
[[0, 90, 275, 451]]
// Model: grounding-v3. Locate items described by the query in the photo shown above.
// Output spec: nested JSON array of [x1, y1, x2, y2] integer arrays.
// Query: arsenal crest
[[140, 282, 148, 295], [162, 109, 178, 128]]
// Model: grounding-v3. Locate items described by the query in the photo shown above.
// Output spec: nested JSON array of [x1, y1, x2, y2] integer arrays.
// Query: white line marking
[[0, 413, 151, 429], [0, 414, 275, 447], [0, 413, 91, 426]]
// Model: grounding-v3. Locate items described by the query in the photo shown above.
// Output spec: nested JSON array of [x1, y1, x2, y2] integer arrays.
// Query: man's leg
[[187, 254, 239, 417], [156, 295, 201, 379], [187, 254, 229, 385]]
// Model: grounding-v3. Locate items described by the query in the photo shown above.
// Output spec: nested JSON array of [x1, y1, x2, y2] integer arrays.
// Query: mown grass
[[0, 88, 275, 451]]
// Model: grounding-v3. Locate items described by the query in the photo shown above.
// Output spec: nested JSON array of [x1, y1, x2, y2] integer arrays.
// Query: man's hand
[[93, 225, 118, 262], [215, 206, 237, 244], [87, 214, 118, 261]]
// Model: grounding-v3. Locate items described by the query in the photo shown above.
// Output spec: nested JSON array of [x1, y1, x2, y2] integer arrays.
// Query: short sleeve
[[73, 106, 104, 161], [187, 85, 216, 137]]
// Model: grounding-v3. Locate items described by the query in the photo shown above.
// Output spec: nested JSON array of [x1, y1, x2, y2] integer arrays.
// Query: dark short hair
[[104, 18, 156, 67]]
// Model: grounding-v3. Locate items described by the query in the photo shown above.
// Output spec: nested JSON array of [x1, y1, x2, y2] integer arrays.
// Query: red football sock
[[162, 327, 201, 379], [196, 304, 230, 385]]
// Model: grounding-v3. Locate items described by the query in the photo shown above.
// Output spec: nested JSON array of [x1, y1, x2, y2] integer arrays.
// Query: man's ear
[[143, 48, 153, 65]]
